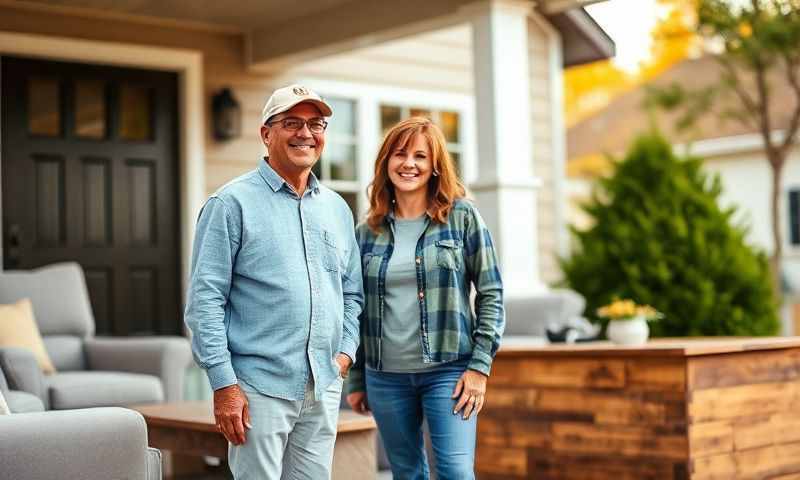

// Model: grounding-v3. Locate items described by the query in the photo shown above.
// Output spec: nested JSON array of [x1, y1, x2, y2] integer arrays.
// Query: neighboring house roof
[[567, 56, 797, 177]]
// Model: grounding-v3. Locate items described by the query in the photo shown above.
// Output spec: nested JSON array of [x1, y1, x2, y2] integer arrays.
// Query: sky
[[585, 0, 664, 72]]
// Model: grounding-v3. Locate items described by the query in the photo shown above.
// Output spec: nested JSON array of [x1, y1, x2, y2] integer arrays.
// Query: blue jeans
[[366, 361, 476, 480]]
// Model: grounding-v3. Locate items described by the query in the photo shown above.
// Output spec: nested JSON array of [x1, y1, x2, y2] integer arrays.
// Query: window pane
[[409, 108, 431, 119], [327, 98, 355, 135], [449, 151, 461, 176], [327, 143, 357, 181], [28, 77, 61, 136], [75, 80, 106, 139], [337, 191, 358, 223], [312, 160, 322, 180], [120, 85, 152, 141], [380, 105, 401, 136], [440, 111, 460, 143]]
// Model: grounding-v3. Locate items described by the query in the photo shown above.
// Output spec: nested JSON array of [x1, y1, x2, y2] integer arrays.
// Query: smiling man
[[185, 85, 364, 479]]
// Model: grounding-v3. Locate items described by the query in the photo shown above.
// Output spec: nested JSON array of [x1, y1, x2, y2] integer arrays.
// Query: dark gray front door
[[1, 56, 181, 336]]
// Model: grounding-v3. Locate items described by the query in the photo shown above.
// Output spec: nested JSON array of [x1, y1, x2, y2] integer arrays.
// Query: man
[[185, 84, 363, 479]]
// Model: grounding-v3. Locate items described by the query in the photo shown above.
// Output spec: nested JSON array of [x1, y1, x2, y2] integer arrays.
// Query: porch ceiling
[[14, 0, 614, 68]]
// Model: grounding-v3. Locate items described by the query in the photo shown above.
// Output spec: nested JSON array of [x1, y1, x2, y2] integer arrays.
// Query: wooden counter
[[476, 336, 800, 480]]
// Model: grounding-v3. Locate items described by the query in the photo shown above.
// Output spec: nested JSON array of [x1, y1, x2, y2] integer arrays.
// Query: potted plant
[[597, 299, 663, 345]]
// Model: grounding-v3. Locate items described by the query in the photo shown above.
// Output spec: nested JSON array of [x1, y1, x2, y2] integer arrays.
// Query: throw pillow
[[0, 389, 9, 415], [0, 298, 56, 374]]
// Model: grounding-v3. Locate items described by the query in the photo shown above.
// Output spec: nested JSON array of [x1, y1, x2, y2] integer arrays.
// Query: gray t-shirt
[[380, 215, 439, 372]]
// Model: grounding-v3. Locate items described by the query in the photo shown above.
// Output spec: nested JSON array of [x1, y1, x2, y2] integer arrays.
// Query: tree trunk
[[770, 153, 786, 305]]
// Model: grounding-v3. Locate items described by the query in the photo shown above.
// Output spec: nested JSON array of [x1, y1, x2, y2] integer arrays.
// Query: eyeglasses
[[266, 117, 328, 134]]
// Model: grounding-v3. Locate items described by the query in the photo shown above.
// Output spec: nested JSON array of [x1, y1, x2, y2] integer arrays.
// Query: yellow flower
[[738, 22, 752, 38], [597, 299, 661, 321]]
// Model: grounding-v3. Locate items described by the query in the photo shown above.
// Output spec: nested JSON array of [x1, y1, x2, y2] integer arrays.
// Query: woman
[[346, 117, 505, 479]]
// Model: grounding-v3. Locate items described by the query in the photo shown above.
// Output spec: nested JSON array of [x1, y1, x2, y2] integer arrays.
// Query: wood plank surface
[[131, 401, 377, 434], [688, 349, 800, 390], [498, 336, 800, 358]]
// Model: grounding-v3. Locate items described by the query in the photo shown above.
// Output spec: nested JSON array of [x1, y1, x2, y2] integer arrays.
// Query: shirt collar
[[258, 157, 321, 195]]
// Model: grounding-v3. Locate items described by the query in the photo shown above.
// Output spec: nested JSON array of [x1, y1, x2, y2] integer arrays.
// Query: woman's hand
[[346, 392, 370, 415], [452, 369, 487, 420]]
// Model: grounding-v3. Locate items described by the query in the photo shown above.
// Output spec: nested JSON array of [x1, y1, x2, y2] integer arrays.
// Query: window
[[790, 189, 800, 245], [314, 98, 359, 220], [379, 104, 463, 175]]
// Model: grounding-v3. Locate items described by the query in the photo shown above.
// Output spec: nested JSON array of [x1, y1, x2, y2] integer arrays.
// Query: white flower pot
[[607, 316, 649, 345]]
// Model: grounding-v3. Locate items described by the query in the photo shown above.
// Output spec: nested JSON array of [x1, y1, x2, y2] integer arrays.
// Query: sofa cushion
[[5, 390, 45, 413], [0, 299, 56, 373], [46, 371, 164, 409]]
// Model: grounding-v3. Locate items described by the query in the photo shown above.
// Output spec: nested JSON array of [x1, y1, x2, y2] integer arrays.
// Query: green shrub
[[561, 132, 779, 336]]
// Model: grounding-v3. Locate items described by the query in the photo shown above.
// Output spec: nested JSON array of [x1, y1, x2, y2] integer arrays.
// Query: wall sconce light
[[212, 88, 241, 141]]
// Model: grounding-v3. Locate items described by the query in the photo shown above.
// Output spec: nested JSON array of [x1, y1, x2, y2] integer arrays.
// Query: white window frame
[[297, 78, 477, 220], [377, 104, 465, 172]]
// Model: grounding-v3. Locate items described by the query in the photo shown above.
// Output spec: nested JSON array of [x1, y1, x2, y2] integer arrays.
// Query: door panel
[[1, 56, 181, 335]]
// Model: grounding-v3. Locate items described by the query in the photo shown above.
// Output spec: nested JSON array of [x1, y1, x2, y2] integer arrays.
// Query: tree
[[639, 0, 701, 79], [561, 132, 778, 337], [648, 0, 800, 295]]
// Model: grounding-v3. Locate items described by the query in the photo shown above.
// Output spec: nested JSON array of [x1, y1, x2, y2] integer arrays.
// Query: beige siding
[[277, 26, 474, 93], [528, 18, 561, 285]]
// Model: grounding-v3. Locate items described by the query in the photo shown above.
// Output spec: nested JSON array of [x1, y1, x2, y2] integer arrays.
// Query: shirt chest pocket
[[322, 230, 341, 273], [435, 239, 462, 271]]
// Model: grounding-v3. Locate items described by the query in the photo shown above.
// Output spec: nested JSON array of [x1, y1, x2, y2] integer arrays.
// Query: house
[[0, 0, 614, 336], [566, 55, 800, 334]]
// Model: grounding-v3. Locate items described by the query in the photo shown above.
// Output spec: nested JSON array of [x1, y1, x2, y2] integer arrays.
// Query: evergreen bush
[[561, 132, 779, 336]]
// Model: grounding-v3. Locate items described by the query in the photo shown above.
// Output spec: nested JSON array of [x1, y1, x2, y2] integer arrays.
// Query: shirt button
[[419, 291, 424, 299], [415, 257, 421, 265]]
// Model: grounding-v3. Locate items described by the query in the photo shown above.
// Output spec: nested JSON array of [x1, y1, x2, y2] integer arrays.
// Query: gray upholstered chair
[[503, 288, 587, 337], [0, 262, 192, 410], [0, 407, 161, 480]]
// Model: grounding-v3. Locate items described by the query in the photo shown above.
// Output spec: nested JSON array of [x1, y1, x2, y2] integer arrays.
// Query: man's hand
[[213, 384, 251, 445], [452, 369, 488, 420], [346, 392, 370, 415], [335, 353, 352, 378]]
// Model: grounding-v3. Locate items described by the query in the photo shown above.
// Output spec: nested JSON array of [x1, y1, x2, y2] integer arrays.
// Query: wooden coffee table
[[130, 401, 377, 479]]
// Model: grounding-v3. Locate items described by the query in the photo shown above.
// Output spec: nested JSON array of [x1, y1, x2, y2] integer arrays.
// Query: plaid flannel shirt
[[347, 199, 505, 394]]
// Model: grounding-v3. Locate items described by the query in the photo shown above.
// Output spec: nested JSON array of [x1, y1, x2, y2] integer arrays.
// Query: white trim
[[0, 31, 205, 295], [679, 130, 788, 158], [297, 77, 477, 218]]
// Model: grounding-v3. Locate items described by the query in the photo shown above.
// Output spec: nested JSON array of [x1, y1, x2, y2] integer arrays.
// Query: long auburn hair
[[365, 117, 465, 232]]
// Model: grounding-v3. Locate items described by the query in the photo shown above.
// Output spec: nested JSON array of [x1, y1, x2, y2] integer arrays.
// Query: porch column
[[466, 0, 544, 297]]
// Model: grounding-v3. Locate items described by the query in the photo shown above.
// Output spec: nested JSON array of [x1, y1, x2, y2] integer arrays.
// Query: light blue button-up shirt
[[185, 158, 363, 401]]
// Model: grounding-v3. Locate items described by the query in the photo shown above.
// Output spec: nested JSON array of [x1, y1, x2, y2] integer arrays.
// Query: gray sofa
[[0, 406, 161, 480], [0, 262, 192, 410]]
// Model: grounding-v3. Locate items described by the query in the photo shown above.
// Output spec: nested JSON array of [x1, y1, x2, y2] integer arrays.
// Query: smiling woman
[[347, 117, 505, 479]]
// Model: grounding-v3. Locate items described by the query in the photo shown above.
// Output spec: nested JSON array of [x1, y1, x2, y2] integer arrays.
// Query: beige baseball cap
[[261, 84, 333, 124]]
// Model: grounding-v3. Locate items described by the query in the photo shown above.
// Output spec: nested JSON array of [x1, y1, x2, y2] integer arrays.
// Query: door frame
[[0, 31, 205, 298]]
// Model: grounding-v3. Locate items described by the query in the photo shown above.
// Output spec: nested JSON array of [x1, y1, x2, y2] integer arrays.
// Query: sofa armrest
[[85, 336, 192, 401], [0, 364, 9, 393], [0, 347, 46, 404], [146, 447, 162, 480], [0, 407, 152, 480]]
